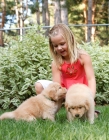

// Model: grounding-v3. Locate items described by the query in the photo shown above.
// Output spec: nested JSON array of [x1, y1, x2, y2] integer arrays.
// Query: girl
[[35, 23, 96, 99]]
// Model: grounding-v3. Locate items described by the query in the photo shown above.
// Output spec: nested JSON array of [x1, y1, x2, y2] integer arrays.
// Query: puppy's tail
[[0, 111, 15, 120]]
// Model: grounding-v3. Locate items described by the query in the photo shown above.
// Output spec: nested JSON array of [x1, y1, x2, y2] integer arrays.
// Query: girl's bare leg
[[35, 82, 44, 94]]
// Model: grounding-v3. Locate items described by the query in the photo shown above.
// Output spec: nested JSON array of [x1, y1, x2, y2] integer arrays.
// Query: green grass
[[0, 105, 109, 140]]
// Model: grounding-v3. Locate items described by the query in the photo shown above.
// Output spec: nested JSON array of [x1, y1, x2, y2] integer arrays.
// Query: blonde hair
[[49, 23, 79, 66]]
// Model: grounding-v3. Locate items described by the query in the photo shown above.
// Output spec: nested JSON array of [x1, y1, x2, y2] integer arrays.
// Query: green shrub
[[79, 41, 109, 105], [0, 26, 109, 109], [0, 25, 52, 109]]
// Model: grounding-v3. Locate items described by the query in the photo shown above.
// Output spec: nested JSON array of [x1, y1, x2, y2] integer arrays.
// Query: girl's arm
[[80, 53, 96, 99], [51, 61, 61, 84]]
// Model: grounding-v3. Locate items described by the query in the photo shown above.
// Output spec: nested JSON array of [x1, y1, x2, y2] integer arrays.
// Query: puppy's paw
[[89, 117, 94, 124], [89, 120, 94, 124]]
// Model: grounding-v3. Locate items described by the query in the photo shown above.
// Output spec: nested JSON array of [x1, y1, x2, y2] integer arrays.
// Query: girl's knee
[[35, 82, 44, 94]]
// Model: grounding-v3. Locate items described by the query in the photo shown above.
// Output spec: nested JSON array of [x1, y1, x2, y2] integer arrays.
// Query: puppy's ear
[[85, 100, 89, 110], [48, 87, 57, 101], [65, 103, 67, 108], [65, 103, 70, 111]]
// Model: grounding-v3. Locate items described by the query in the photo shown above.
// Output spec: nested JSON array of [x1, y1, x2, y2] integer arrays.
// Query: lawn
[[0, 105, 109, 140]]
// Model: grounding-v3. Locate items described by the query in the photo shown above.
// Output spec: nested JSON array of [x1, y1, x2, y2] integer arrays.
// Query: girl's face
[[51, 34, 69, 60]]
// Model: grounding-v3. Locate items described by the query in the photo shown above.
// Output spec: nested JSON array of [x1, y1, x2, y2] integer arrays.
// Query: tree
[[0, 0, 6, 46], [14, 0, 20, 34], [87, 0, 96, 42], [14, 0, 29, 40], [36, 0, 40, 25], [83, 0, 88, 41], [54, 0, 68, 24], [91, 0, 96, 42], [87, 0, 93, 42], [42, 0, 50, 26], [54, 0, 61, 24], [60, 0, 68, 24]]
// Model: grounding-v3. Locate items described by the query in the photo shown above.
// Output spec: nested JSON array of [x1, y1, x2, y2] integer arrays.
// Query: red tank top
[[60, 60, 88, 89]]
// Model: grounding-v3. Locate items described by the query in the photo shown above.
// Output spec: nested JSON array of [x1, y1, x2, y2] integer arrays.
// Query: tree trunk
[[36, 0, 40, 25], [106, 1, 109, 45], [91, 0, 96, 42], [42, 0, 50, 35], [45, 0, 50, 26], [15, 0, 20, 35], [87, 0, 93, 42], [19, 0, 23, 40], [54, 0, 61, 24], [0, 0, 6, 47], [83, 0, 88, 41], [60, 0, 68, 25], [19, 0, 25, 40], [42, 0, 46, 25]]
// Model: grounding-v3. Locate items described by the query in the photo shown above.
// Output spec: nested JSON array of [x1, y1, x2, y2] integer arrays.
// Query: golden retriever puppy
[[0, 82, 66, 122], [65, 84, 95, 124]]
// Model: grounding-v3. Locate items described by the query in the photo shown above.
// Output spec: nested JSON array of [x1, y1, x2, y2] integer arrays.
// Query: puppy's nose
[[75, 114, 79, 118]]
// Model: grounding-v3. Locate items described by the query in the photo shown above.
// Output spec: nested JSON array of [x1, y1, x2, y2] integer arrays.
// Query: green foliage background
[[0, 25, 109, 109], [0, 25, 52, 109], [80, 42, 109, 105], [2, 0, 109, 46]]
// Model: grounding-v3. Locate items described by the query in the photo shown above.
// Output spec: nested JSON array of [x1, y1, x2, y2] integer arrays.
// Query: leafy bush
[[0, 25, 52, 109], [79, 41, 109, 105], [0, 26, 109, 109]]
